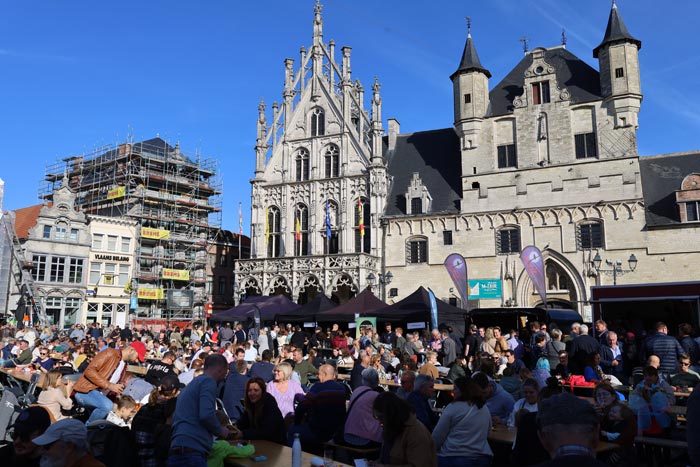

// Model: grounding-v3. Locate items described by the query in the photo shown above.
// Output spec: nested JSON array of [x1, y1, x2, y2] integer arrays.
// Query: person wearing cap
[[72, 340, 146, 424], [16, 339, 34, 365], [6, 406, 51, 467], [32, 418, 105, 467], [536, 392, 607, 466]]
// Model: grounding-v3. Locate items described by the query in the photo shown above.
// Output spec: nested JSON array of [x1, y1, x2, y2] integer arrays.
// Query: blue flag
[[325, 200, 332, 238]]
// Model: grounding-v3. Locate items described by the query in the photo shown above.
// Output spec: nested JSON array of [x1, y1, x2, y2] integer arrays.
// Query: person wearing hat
[[536, 392, 607, 466], [73, 340, 146, 424], [6, 406, 51, 467], [32, 418, 105, 467]]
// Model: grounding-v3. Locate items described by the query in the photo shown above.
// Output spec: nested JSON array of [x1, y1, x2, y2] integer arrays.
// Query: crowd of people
[[1, 317, 699, 467]]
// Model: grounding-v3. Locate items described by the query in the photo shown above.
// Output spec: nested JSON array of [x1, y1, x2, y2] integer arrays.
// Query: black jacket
[[237, 393, 286, 443]]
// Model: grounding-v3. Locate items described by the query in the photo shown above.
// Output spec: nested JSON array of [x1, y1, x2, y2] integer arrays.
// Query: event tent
[[209, 294, 300, 322], [369, 286, 467, 336], [314, 288, 387, 322], [275, 293, 338, 322]]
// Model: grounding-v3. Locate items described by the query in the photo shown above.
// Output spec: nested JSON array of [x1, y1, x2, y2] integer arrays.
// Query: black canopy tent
[[314, 288, 387, 323], [369, 286, 467, 337], [209, 294, 301, 322], [275, 293, 338, 322]]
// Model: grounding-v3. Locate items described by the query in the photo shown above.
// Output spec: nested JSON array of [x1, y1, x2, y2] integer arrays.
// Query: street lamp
[[591, 252, 638, 285], [367, 271, 393, 300]]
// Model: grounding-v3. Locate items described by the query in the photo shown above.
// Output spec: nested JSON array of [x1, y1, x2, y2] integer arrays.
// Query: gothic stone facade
[[236, 3, 700, 316]]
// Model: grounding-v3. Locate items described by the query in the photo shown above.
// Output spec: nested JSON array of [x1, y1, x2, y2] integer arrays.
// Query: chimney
[[388, 118, 400, 152]]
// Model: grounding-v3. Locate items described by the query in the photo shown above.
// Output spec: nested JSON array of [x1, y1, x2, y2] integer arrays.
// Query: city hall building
[[234, 2, 700, 319]]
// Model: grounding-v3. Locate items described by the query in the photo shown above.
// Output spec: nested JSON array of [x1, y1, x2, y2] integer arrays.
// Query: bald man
[[289, 363, 347, 450]]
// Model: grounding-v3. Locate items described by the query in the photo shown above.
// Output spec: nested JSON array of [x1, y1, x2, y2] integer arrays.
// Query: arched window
[[293, 204, 309, 256], [354, 198, 371, 253], [496, 226, 521, 254], [324, 144, 340, 178], [295, 148, 310, 181], [311, 108, 325, 137], [406, 236, 428, 264], [577, 220, 604, 249], [266, 206, 281, 258], [323, 200, 339, 254]]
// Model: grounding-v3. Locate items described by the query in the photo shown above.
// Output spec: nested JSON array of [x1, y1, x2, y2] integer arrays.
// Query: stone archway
[[266, 276, 292, 298], [297, 275, 323, 305], [516, 251, 585, 313], [330, 273, 357, 304]]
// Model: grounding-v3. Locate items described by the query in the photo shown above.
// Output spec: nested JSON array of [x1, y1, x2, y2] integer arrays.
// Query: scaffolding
[[40, 138, 222, 320]]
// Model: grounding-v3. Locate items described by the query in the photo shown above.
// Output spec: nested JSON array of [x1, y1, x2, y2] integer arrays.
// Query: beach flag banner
[[520, 245, 547, 306], [443, 253, 468, 307]]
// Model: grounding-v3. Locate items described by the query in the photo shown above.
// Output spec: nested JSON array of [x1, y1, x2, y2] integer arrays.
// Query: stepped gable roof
[[639, 152, 700, 227], [488, 47, 601, 117], [451, 31, 491, 79], [593, 3, 641, 58], [13, 204, 45, 240], [384, 128, 462, 216]]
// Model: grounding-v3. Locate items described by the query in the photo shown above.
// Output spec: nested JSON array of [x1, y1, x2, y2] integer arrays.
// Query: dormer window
[[532, 81, 550, 105], [677, 174, 700, 222], [405, 173, 432, 215]]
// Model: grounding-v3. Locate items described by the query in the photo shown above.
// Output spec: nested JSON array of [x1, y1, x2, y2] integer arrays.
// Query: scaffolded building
[[40, 138, 222, 320]]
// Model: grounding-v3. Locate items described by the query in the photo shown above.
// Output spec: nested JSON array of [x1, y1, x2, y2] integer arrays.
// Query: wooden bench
[[325, 439, 379, 464], [634, 436, 688, 467]]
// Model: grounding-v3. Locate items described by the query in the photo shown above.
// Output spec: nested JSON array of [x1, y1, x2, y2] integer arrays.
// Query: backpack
[[87, 420, 137, 467], [0, 389, 22, 443]]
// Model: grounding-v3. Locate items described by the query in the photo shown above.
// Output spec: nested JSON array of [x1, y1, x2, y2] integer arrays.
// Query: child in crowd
[[600, 404, 626, 441], [107, 395, 138, 428]]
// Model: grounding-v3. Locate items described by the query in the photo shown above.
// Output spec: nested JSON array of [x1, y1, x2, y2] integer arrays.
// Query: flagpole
[[238, 202, 242, 260]]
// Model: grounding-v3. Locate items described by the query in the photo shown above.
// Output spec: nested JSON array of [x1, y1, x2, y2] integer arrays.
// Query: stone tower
[[451, 22, 491, 151], [593, 2, 642, 128]]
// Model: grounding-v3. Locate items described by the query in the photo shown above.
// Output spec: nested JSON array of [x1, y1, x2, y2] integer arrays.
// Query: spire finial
[[561, 29, 567, 47], [314, 0, 322, 17], [465, 16, 471, 36], [612, 0, 616, 7], [519, 35, 529, 54]]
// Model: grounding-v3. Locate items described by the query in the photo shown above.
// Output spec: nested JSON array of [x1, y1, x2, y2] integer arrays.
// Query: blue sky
[[1, 0, 699, 233]]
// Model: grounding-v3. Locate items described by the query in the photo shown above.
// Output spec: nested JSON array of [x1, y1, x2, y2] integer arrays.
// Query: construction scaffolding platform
[[40, 138, 222, 321]]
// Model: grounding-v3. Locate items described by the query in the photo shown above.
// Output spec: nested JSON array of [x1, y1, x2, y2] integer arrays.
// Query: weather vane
[[519, 35, 529, 53], [465, 16, 471, 35], [561, 29, 567, 47]]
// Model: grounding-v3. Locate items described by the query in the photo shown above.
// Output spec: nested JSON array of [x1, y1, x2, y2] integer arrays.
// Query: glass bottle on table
[[292, 432, 302, 467]]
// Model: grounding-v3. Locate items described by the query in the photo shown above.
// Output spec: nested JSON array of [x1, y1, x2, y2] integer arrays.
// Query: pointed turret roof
[[451, 29, 491, 80], [593, 3, 641, 58]]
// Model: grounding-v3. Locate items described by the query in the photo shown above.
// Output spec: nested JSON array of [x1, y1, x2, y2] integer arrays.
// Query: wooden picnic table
[[336, 373, 453, 392], [487, 424, 619, 454], [0, 366, 46, 386], [225, 439, 352, 467]]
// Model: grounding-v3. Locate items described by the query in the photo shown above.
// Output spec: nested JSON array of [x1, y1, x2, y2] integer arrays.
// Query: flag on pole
[[238, 202, 243, 235], [295, 215, 301, 241], [358, 199, 365, 237], [325, 199, 332, 238], [265, 208, 270, 245]]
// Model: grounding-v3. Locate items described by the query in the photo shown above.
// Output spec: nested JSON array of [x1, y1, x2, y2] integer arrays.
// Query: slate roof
[[384, 128, 462, 216], [451, 32, 491, 79], [639, 152, 700, 227], [488, 46, 601, 117], [593, 4, 641, 58]]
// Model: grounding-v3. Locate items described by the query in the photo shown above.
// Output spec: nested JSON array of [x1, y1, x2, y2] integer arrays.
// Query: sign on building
[[468, 279, 502, 299]]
